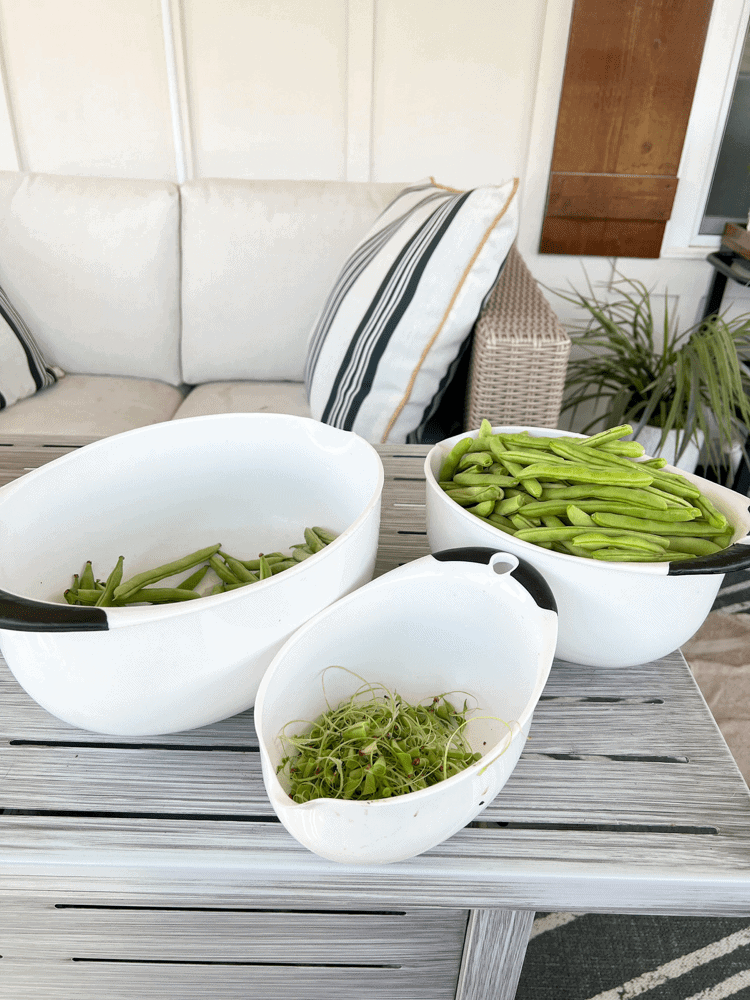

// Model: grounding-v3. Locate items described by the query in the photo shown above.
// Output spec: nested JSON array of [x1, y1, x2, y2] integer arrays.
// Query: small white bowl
[[0, 413, 383, 736], [255, 548, 558, 865]]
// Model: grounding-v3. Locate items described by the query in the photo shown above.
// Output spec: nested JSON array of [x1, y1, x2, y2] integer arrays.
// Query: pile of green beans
[[63, 526, 338, 607], [438, 421, 733, 563], [277, 671, 483, 803]]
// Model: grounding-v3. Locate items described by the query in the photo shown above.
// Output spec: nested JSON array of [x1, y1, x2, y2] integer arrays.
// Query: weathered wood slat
[[0, 959, 462, 1000], [0, 901, 467, 963]]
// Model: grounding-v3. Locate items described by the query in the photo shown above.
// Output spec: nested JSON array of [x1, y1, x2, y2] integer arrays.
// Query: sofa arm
[[465, 243, 571, 431]]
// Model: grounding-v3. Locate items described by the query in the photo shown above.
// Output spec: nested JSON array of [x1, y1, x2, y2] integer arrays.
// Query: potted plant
[[551, 272, 750, 481]]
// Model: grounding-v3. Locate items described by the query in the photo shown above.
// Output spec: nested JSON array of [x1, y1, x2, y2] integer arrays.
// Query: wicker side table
[[465, 244, 571, 430]]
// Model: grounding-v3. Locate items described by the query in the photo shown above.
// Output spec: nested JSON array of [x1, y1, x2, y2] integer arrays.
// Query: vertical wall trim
[[0, 12, 21, 171], [345, 0, 376, 182], [160, 0, 188, 182]]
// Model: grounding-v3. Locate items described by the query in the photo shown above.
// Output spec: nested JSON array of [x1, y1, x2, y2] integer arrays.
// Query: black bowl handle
[[667, 538, 750, 576], [432, 546, 557, 614], [0, 589, 108, 632]]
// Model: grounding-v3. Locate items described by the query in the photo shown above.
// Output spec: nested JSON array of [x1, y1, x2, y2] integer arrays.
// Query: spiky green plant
[[553, 273, 750, 481]]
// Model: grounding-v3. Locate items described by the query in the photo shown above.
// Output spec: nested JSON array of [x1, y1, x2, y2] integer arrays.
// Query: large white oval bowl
[[425, 426, 750, 668], [0, 413, 383, 735]]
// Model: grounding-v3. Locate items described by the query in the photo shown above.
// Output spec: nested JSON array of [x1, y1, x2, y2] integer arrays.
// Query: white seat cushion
[[0, 374, 186, 442], [180, 179, 404, 384], [0, 171, 182, 386], [173, 381, 311, 420]]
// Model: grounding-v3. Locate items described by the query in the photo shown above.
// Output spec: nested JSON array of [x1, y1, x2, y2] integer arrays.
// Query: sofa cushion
[[0, 375, 186, 442], [0, 171, 182, 386], [180, 179, 404, 385], [173, 381, 311, 420], [305, 177, 519, 444], [0, 279, 63, 409]]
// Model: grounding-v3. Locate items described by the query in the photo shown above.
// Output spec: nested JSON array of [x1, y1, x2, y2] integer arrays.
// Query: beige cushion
[[0, 171, 182, 386], [180, 179, 404, 385], [173, 381, 311, 420], [0, 374, 186, 442]]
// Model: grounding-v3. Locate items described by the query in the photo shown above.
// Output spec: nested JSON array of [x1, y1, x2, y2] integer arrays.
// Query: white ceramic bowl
[[255, 548, 558, 865], [0, 413, 383, 736], [425, 426, 750, 668]]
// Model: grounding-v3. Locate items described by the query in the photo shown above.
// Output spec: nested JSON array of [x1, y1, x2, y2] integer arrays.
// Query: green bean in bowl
[[63, 527, 339, 606], [437, 421, 732, 563]]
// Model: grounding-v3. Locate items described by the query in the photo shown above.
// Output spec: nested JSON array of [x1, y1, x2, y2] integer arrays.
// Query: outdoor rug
[[514, 581, 750, 1000], [515, 911, 750, 1000]]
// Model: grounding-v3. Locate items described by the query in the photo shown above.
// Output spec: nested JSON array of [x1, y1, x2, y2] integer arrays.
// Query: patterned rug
[[515, 912, 750, 1000]]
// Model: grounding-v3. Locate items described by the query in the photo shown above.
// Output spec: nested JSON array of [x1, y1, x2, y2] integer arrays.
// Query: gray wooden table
[[0, 441, 749, 1000]]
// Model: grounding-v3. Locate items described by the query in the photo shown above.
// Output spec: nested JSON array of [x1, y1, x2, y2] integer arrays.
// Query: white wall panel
[[371, 0, 546, 188], [182, 0, 348, 180], [0, 0, 177, 179]]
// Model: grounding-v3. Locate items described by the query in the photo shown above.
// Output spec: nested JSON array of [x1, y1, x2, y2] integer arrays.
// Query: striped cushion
[[0, 283, 62, 409], [305, 177, 519, 443]]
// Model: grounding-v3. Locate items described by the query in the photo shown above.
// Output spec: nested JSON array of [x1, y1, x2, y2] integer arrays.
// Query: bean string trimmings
[[276, 668, 512, 803], [62, 527, 338, 607], [438, 422, 733, 563]]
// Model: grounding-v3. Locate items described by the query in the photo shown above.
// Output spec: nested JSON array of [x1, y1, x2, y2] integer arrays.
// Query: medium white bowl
[[425, 426, 750, 668], [255, 548, 558, 865], [0, 413, 383, 735]]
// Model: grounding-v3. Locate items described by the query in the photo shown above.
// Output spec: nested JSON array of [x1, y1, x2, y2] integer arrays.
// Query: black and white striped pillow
[[304, 177, 519, 443], [0, 282, 61, 410]]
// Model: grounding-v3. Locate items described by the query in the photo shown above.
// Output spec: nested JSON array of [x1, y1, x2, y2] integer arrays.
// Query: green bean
[[597, 441, 646, 457], [579, 424, 635, 447], [540, 484, 668, 509], [692, 494, 728, 530], [304, 527, 325, 553], [222, 554, 259, 583], [452, 469, 517, 487], [646, 470, 701, 499], [567, 505, 596, 527], [69, 573, 80, 597], [494, 494, 527, 516], [467, 500, 495, 517], [590, 548, 684, 562], [442, 484, 503, 506], [120, 587, 203, 604], [516, 462, 653, 487], [79, 560, 95, 591], [175, 564, 210, 591], [258, 554, 273, 580], [497, 449, 568, 466], [661, 536, 723, 556], [95, 555, 125, 607], [591, 512, 726, 536], [439, 436, 474, 481], [291, 544, 314, 562], [514, 525, 668, 546], [640, 456, 668, 468], [457, 451, 494, 470], [270, 559, 296, 574], [237, 552, 285, 570], [114, 543, 222, 602], [74, 588, 104, 604], [312, 526, 338, 546], [208, 554, 240, 585], [571, 532, 667, 553]]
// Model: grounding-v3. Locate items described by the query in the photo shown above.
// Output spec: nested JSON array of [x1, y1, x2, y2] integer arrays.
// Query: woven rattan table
[[0, 442, 749, 1000]]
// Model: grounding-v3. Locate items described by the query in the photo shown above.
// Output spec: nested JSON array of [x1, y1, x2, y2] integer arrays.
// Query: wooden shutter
[[540, 0, 714, 258]]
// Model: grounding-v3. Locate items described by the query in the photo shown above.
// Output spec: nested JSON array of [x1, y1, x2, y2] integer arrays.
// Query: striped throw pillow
[[304, 177, 519, 444], [0, 283, 62, 410]]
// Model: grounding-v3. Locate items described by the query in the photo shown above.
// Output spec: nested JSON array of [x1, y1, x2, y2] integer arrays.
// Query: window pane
[[700, 24, 750, 235]]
